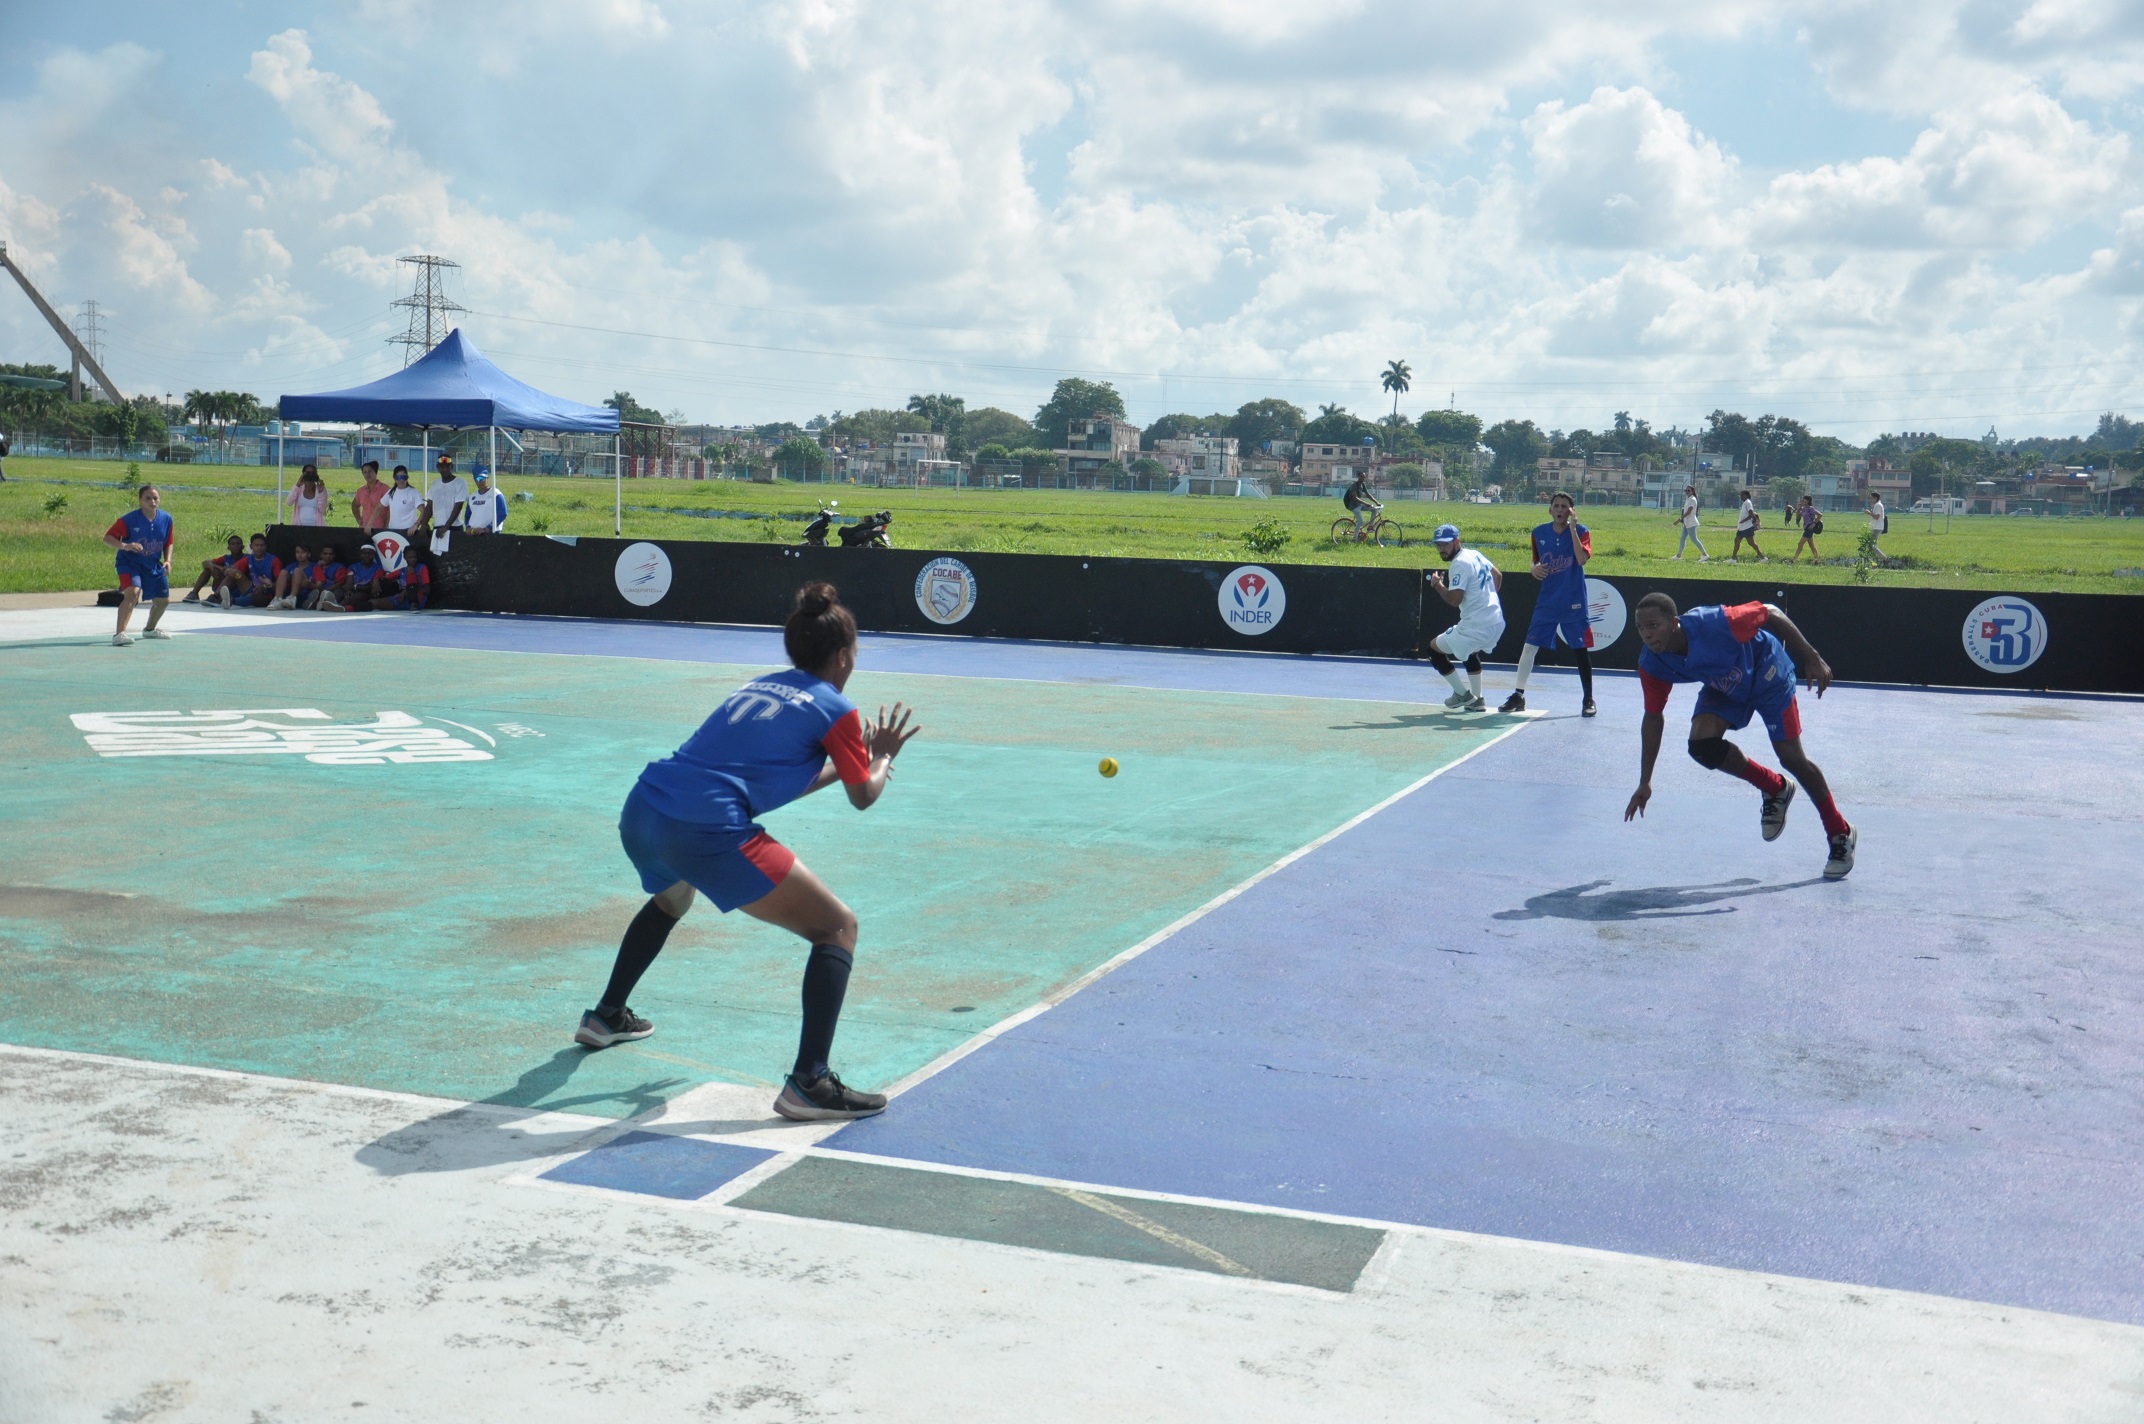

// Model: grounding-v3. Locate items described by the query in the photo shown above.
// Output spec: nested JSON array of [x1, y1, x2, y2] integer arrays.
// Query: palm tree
[[1381, 360, 1412, 420]]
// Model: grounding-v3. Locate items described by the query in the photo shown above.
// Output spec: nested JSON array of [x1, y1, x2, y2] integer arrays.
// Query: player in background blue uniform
[[1500, 491, 1596, 716], [1624, 592, 1856, 879], [103, 485, 175, 646], [580, 582, 922, 1121]]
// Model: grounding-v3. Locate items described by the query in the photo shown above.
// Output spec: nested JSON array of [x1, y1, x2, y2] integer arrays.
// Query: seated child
[[183, 535, 246, 603]]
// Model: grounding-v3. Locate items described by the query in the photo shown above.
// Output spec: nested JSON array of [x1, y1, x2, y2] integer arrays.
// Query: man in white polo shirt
[[464, 467, 508, 535], [382, 465, 426, 533]]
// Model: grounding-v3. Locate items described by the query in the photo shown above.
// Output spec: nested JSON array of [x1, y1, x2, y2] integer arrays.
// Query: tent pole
[[276, 426, 284, 525], [488, 425, 496, 496], [422, 430, 430, 499], [614, 433, 622, 535]]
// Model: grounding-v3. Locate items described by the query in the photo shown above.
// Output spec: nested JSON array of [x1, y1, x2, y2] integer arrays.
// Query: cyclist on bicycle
[[1343, 470, 1382, 536]]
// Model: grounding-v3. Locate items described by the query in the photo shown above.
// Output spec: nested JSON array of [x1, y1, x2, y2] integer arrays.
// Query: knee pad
[[1427, 647, 1454, 674], [1687, 736, 1730, 770], [1464, 653, 1482, 674]]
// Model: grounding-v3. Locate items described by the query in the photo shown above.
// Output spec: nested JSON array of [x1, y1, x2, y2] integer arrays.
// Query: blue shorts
[[118, 567, 170, 599], [1693, 684, 1802, 743], [618, 782, 795, 911], [1526, 603, 1591, 650]]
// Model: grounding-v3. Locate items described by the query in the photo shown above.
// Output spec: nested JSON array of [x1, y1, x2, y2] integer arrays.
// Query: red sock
[[1811, 790, 1850, 837], [1734, 759, 1787, 796]]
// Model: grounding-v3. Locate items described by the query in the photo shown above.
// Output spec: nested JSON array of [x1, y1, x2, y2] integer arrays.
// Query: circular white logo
[[614, 542, 673, 607], [1582, 578, 1627, 649], [1962, 595, 2049, 673], [370, 530, 410, 574], [914, 557, 978, 625], [1218, 565, 1286, 635]]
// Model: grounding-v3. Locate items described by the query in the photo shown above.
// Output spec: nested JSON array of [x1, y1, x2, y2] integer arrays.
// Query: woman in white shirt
[[1730, 489, 1767, 562], [1671, 485, 1708, 562], [284, 465, 332, 526]]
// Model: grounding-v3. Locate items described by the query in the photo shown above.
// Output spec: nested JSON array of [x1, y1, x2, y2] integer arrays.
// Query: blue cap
[[1434, 523, 1460, 543]]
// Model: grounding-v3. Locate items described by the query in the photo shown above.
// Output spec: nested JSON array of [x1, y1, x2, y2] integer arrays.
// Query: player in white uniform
[[1426, 522, 1505, 712]]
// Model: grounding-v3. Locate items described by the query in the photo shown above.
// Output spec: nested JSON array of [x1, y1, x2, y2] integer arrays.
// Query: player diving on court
[[576, 581, 922, 1121], [1623, 592, 1857, 879]]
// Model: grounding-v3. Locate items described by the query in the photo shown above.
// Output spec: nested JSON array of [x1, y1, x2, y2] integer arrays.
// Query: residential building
[[1057, 415, 1140, 481], [1154, 434, 1240, 481], [1865, 459, 1911, 508], [1299, 441, 1378, 484]]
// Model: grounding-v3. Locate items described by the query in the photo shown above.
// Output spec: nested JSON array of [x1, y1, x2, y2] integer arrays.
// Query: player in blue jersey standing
[[1624, 591, 1856, 879], [103, 485, 175, 646], [1499, 491, 1597, 716], [577, 582, 921, 1121]]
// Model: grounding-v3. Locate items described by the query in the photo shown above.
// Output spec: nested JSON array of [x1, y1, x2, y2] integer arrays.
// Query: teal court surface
[[3, 602, 2142, 1422]]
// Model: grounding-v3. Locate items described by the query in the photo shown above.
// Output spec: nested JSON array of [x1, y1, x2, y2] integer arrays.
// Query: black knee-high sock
[[1574, 646, 1595, 701], [793, 943, 853, 1081], [598, 899, 680, 1012]]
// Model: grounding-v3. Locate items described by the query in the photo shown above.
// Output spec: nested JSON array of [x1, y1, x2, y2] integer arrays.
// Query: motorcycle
[[838, 509, 894, 549], [801, 499, 838, 547]]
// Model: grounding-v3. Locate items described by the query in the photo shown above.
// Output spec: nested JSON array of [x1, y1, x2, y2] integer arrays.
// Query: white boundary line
[[872, 714, 1537, 1102]]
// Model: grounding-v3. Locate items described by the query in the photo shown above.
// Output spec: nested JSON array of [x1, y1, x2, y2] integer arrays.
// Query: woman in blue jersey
[[577, 582, 920, 1122]]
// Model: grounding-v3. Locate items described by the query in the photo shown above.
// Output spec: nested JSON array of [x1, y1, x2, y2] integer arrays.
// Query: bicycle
[[1330, 509, 1405, 547]]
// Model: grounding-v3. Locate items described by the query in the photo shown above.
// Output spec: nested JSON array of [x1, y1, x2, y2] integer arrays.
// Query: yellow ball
[[1098, 757, 1119, 778]]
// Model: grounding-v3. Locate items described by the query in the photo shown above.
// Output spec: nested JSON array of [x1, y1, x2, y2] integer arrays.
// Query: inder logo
[[1218, 565, 1286, 636]]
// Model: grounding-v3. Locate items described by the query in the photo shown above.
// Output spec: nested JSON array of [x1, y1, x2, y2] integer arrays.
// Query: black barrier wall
[[268, 525, 2144, 695]]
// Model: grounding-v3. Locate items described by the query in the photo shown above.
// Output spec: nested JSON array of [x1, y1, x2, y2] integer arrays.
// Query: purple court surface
[[206, 612, 2144, 1326]]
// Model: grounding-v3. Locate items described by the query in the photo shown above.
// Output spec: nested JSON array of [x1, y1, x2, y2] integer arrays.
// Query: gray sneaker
[[774, 1071, 886, 1122], [1462, 693, 1487, 713], [1824, 827, 1858, 880], [1442, 690, 1472, 710], [1760, 780, 1797, 841], [574, 1005, 653, 1048]]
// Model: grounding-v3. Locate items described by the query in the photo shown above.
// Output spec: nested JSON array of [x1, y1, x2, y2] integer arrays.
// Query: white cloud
[[1525, 87, 1735, 250]]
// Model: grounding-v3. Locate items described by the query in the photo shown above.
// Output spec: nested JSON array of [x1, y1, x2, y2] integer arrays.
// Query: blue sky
[[4, 1, 2143, 440]]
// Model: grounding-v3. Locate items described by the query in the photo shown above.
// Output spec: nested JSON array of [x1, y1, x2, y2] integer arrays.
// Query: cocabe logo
[[1217, 565, 1286, 635], [914, 557, 978, 625]]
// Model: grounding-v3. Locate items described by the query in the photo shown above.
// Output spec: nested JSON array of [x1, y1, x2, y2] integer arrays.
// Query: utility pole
[[389, 255, 467, 366], [0, 243, 124, 402], [72, 300, 105, 403]]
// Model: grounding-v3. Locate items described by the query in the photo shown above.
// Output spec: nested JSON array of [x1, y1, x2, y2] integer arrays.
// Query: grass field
[[6, 454, 2142, 595]]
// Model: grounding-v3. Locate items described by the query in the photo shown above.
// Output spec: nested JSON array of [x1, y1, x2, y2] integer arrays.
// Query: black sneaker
[[774, 1071, 887, 1122], [1760, 780, 1797, 842], [1824, 826, 1857, 880], [1498, 690, 1526, 713], [1581, 698, 1597, 717], [574, 1004, 653, 1049]]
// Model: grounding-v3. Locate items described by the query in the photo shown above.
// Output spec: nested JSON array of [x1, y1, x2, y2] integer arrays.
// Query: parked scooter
[[838, 509, 894, 548], [801, 499, 838, 547]]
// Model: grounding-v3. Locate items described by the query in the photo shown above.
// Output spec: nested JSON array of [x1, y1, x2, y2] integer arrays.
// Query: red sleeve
[[1724, 601, 1769, 642], [1577, 529, 1592, 559], [822, 708, 872, 786], [1639, 669, 1674, 714], [1530, 530, 1544, 562], [106, 518, 129, 540]]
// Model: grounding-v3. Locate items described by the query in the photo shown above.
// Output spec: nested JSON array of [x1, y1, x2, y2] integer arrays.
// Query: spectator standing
[[463, 468, 508, 535], [351, 461, 390, 532], [1730, 489, 1767, 562], [0, 431, 10, 481], [426, 455, 469, 538], [284, 465, 333, 526], [1671, 484, 1709, 562], [383, 466, 425, 533], [1867, 491, 1889, 560], [104, 484, 175, 645]]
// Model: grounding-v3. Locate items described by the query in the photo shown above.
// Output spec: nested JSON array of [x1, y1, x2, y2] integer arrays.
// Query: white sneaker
[[142, 627, 171, 640], [112, 631, 135, 646], [217, 587, 232, 608]]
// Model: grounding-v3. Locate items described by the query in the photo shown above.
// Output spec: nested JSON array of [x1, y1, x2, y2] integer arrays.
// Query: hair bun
[[795, 581, 839, 616]]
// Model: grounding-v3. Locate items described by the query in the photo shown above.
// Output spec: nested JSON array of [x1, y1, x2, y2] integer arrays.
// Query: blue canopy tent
[[277, 328, 623, 532]]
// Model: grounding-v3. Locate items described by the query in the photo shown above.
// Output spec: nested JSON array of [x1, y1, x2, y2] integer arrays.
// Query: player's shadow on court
[[1327, 712, 1517, 732], [1494, 877, 1828, 922], [356, 1048, 689, 1176]]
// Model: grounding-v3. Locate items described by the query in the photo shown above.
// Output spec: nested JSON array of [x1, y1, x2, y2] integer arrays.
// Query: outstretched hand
[[867, 702, 920, 761], [1624, 784, 1651, 821], [1803, 659, 1834, 698]]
